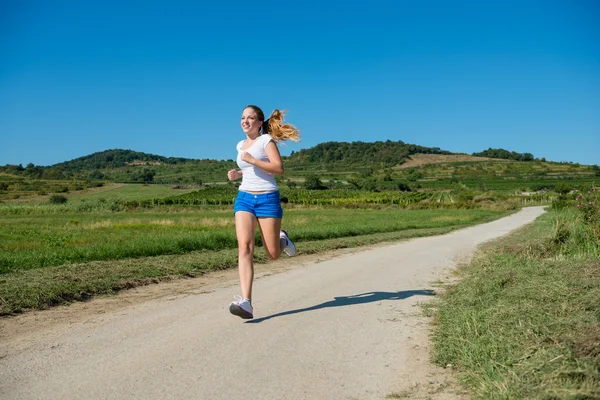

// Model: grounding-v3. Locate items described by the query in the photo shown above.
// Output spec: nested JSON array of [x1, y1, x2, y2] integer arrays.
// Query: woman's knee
[[238, 242, 254, 258]]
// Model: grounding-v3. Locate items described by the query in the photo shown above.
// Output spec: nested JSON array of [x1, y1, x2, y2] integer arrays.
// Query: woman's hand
[[227, 169, 242, 181], [240, 151, 256, 164]]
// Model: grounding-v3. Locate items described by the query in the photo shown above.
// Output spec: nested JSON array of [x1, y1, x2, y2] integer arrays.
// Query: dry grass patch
[[396, 154, 507, 169]]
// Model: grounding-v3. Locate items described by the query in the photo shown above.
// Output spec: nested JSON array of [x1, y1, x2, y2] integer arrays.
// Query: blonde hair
[[244, 105, 301, 143]]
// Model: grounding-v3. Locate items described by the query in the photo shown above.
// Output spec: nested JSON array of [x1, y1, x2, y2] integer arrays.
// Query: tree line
[[472, 148, 534, 161], [285, 140, 452, 167]]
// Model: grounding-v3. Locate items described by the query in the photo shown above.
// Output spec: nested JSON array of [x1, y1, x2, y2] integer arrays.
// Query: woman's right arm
[[227, 169, 242, 181]]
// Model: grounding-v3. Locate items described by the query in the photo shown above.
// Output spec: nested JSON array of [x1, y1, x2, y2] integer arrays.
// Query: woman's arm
[[240, 141, 284, 176], [227, 169, 242, 180]]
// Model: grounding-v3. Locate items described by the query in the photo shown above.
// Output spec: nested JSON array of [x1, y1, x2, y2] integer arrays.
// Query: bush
[[49, 195, 68, 204], [554, 182, 571, 195], [0, 183, 8, 191], [55, 186, 69, 193], [551, 198, 568, 211], [397, 182, 411, 192], [407, 171, 423, 182], [458, 191, 475, 202], [531, 184, 552, 192], [303, 174, 325, 190]]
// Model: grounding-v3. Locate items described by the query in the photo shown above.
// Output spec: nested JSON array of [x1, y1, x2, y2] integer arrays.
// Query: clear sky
[[1, 0, 599, 167]]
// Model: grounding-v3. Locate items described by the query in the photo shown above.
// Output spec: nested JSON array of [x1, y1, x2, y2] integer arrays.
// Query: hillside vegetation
[[0, 141, 597, 202]]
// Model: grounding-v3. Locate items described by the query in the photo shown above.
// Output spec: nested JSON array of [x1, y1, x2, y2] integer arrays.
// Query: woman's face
[[241, 108, 262, 136]]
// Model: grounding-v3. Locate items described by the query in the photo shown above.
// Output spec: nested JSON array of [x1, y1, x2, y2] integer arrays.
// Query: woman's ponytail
[[263, 109, 301, 143]]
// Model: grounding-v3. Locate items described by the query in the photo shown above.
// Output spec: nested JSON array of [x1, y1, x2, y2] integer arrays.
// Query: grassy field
[[428, 200, 600, 398], [66, 183, 200, 202], [0, 205, 510, 314]]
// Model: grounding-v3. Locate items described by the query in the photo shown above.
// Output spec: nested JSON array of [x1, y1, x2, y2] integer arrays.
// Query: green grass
[[0, 208, 504, 273], [428, 209, 600, 399], [67, 183, 200, 202], [0, 207, 510, 314]]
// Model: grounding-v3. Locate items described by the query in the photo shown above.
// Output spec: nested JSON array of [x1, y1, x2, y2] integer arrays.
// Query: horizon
[[6, 141, 587, 168], [2, 1, 599, 167]]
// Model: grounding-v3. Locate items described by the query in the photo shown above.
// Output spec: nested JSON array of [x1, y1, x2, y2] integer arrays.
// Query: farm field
[[0, 208, 506, 273], [0, 204, 510, 314], [66, 183, 200, 202]]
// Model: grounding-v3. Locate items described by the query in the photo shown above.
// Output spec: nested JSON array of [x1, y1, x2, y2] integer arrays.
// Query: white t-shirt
[[236, 134, 278, 192]]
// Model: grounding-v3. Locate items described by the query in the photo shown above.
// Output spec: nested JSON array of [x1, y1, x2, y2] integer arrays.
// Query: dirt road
[[0, 206, 546, 400]]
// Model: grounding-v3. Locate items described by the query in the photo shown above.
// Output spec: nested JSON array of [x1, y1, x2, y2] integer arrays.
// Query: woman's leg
[[257, 217, 284, 260], [235, 211, 257, 301]]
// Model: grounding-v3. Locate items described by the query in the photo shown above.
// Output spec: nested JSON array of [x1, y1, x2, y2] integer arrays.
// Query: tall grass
[[430, 196, 600, 398], [0, 208, 503, 273]]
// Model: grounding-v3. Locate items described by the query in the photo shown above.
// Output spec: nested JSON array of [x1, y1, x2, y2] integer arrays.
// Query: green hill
[[52, 149, 193, 170], [285, 140, 452, 167], [0, 141, 597, 201]]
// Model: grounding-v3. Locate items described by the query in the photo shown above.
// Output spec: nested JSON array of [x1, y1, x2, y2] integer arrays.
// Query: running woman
[[227, 105, 301, 319]]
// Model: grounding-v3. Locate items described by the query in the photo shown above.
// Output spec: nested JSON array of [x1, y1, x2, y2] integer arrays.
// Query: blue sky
[[1, 0, 598, 166]]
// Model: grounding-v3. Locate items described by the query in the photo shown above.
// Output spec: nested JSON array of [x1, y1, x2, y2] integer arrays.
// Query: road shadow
[[246, 289, 435, 324]]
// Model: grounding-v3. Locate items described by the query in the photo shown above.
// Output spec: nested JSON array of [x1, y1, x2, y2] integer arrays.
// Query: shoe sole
[[229, 303, 253, 319], [281, 230, 297, 257]]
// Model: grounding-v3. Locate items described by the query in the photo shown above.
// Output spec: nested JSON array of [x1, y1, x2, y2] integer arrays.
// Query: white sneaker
[[229, 295, 253, 319], [280, 230, 296, 256]]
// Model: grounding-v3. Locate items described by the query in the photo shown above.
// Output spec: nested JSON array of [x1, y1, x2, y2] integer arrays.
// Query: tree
[[131, 168, 156, 183], [89, 170, 105, 180], [303, 174, 324, 190]]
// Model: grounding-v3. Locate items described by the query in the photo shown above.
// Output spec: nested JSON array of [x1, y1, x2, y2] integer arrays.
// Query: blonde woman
[[227, 105, 301, 319]]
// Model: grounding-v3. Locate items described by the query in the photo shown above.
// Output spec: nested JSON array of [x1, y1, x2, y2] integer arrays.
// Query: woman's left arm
[[240, 141, 284, 175]]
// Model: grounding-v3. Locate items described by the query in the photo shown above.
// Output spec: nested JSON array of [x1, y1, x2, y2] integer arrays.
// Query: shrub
[[554, 182, 571, 195], [576, 188, 599, 224], [303, 174, 325, 190], [458, 191, 475, 202], [551, 198, 568, 210], [0, 183, 8, 191], [407, 171, 423, 182], [49, 195, 68, 204], [397, 182, 410, 192], [531, 184, 552, 192], [361, 179, 379, 192]]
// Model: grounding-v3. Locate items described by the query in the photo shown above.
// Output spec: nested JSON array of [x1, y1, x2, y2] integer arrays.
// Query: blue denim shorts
[[233, 191, 283, 218]]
